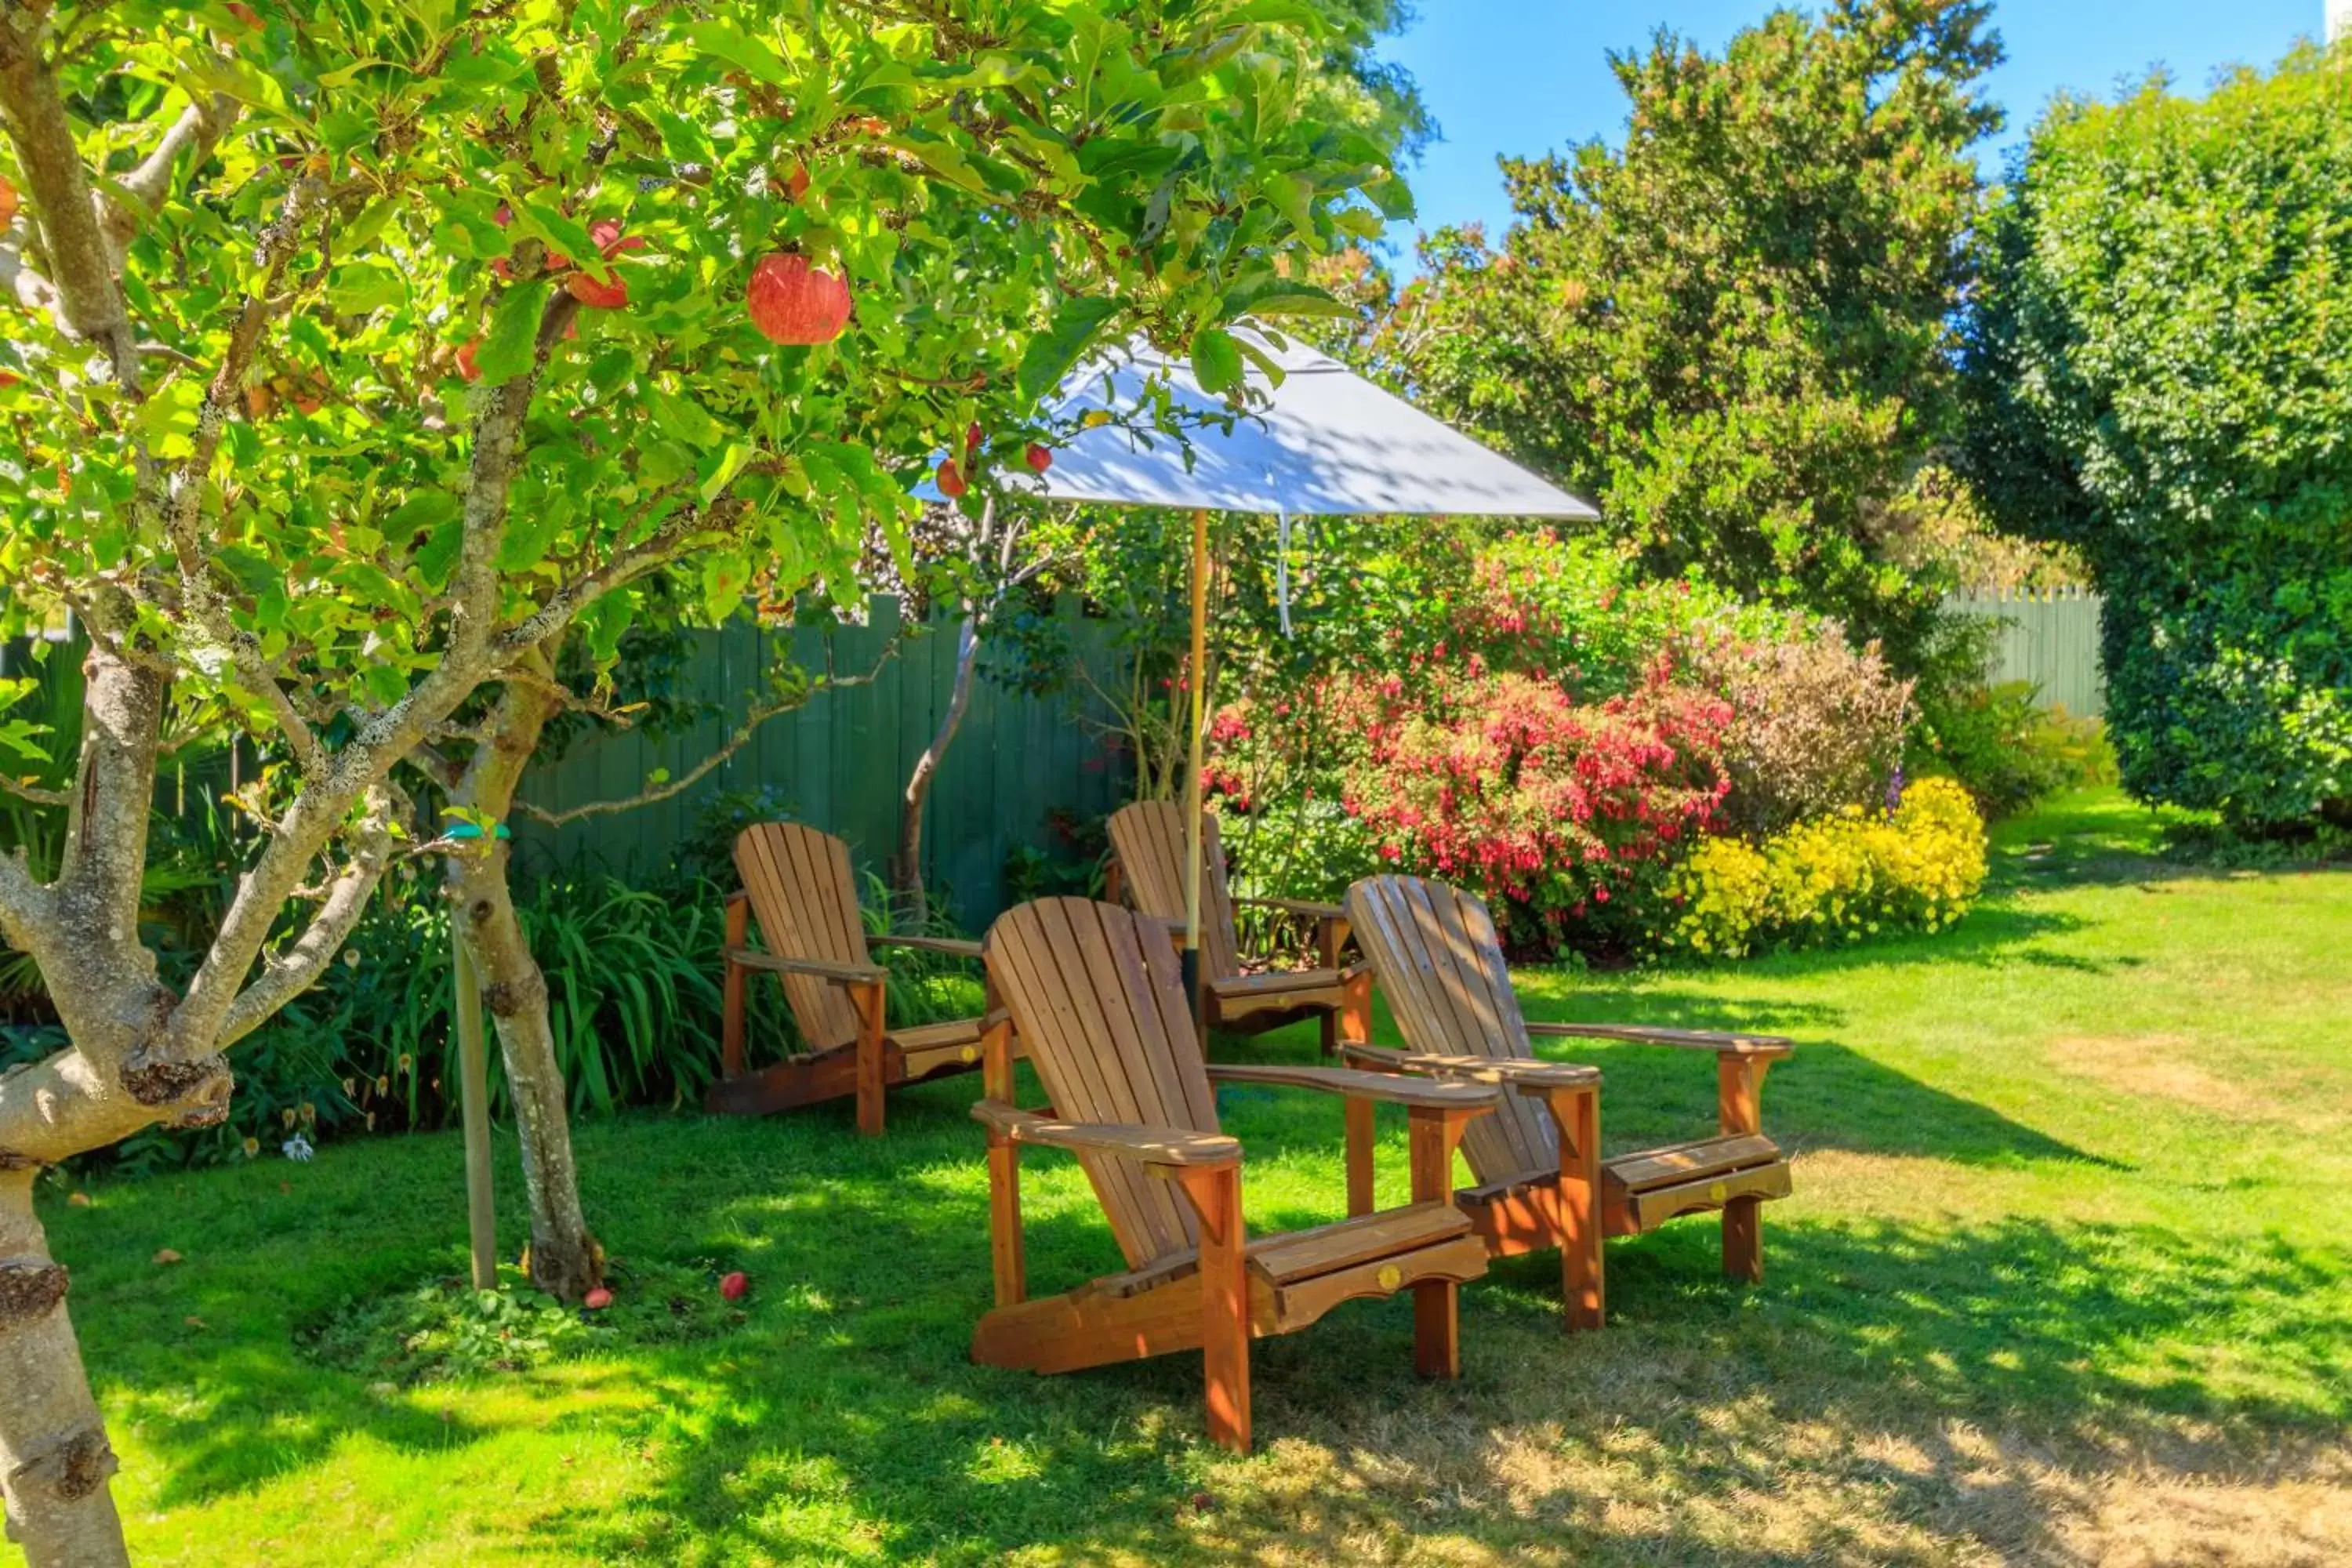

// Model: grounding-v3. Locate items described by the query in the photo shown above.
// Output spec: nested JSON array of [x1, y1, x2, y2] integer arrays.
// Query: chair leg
[[720, 896, 749, 1080], [853, 982, 886, 1138], [1550, 1084, 1604, 1333], [1337, 968, 1373, 1054], [1406, 1105, 1475, 1379], [1723, 1196, 1763, 1284], [1413, 1279, 1461, 1381], [1177, 1164, 1250, 1454], [1344, 1095, 1376, 1218]]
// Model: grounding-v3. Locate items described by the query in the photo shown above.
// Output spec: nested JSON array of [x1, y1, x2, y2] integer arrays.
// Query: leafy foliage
[[1664, 776, 1987, 958], [1687, 628, 1915, 836], [1338, 662, 1731, 949], [1363, 0, 2002, 655], [1962, 46, 2352, 830]]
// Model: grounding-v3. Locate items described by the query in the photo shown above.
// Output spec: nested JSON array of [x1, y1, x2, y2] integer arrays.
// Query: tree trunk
[[895, 607, 981, 928], [0, 1172, 127, 1568], [444, 675, 601, 1302]]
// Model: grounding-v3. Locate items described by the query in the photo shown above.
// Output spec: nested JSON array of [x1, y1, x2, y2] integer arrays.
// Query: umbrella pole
[[1182, 506, 1210, 1035]]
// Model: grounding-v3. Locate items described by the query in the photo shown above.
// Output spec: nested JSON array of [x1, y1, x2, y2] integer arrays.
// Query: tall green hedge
[[1963, 49, 2352, 829]]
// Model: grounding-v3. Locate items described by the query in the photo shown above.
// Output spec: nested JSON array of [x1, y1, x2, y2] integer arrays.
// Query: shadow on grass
[[1490, 985, 2121, 1170], [512, 1149, 2350, 1565], [71, 1070, 2351, 1564]]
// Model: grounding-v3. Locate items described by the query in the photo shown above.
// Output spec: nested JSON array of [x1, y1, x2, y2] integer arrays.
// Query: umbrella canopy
[[927, 322, 1599, 1022], [1004, 326, 1599, 521]]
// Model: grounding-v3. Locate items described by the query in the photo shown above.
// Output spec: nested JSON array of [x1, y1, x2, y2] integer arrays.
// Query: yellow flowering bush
[[1666, 777, 1987, 956]]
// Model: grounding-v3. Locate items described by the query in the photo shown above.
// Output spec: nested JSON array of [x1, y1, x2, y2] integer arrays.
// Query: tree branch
[[158, 291, 579, 1063], [104, 93, 239, 250], [214, 786, 400, 1050], [0, 777, 71, 808], [492, 490, 725, 655], [511, 633, 906, 829], [0, 9, 141, 389]]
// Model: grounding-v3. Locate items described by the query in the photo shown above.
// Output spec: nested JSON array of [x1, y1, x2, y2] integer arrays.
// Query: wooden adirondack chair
[[1340, 875, 1794, 1330], [1105, 800, 1367, 1051], [971, 897, 1499, 1454], [708, 822, 1004, 1135]]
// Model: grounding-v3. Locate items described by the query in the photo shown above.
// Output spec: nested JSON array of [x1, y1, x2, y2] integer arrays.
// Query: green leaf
[[1363, 176, 1417, 222], [1189, 325, 1244, 396], [1218, 279, 1354, 321], [474, 281, 551, 384], [683, 22, 789, 86], [700, 551, 749, 623], [699, 442, 756, 506], [1018, 297, 1122, 405]]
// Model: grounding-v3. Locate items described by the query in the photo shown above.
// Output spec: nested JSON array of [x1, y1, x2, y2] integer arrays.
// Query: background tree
[[0, 1, 1395, 1559], [1365, 0, 2002, 658], [1961, 46, 2352, 832]]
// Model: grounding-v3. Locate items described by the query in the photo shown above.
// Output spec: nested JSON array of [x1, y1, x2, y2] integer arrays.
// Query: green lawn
[[44, 789, 2352, 1565]]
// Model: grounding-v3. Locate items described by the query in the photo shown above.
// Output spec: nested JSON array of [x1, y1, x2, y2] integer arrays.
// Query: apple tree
[[0, 0, 1402, 1560]]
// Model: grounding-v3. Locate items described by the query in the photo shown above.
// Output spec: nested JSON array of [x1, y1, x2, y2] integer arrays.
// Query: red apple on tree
[[0, 173, 17, 230], [565, 271, 629, 309], [745, 252, 853, 345], [936, 459, 969, 499], [1025, 443, 1053, 474], [456, 338, 482, 383]]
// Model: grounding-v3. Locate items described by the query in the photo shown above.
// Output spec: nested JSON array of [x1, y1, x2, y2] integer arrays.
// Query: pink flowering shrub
[[1335, 659, 1732, 944]]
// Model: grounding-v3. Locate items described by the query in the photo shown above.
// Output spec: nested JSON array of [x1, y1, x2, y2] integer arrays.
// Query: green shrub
[[1914, 677, 2115, 821], [1666, 777, 1988, 958], [1963, 46, 2352, 829]]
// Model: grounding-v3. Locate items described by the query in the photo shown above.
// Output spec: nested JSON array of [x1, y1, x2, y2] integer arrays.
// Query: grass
[[40, 787, 2352, 1565]]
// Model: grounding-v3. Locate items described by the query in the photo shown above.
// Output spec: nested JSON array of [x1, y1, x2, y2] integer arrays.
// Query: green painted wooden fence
[[511, 597, 1131, 929], [1944, 589, 2107, 717]]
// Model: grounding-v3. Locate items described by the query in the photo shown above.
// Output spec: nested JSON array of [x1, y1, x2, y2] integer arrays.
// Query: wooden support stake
[[452, 934, 498, 1291]]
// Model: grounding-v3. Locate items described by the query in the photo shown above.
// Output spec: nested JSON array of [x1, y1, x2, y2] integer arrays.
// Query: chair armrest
[[970, 1102, 1240, 1167], [869, 935, 984, 960], [1526, 1022, 1792, 1058], [1207, 1062, 1497, 1110], [726, 947, 886, 985], [1340, 1043, 1601, 1094], [1233, 896, 1347, 921]]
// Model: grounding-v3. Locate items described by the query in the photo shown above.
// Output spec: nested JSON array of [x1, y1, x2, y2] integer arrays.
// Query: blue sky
[[1381, 0, 2330, 257]]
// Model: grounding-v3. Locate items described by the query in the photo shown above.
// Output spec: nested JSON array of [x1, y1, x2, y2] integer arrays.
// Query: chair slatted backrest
[[734, 823, 869, 1052], [985, 898, 1222, 1270], [1106, 801, 1241, 984], [1345, 876, 1555, 1183]]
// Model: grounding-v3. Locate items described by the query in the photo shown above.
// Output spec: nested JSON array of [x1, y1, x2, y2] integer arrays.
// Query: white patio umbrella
[[962, 324, 1598, 1015]]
